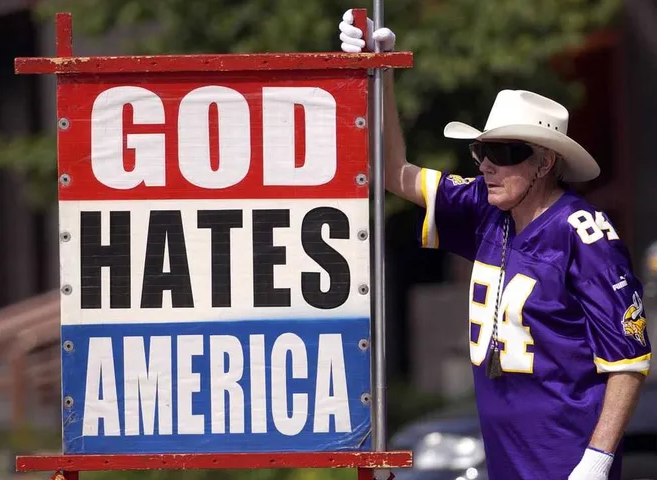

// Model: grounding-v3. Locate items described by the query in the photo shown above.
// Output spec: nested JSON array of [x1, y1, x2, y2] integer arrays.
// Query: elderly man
[[337, 9, 652, 480]]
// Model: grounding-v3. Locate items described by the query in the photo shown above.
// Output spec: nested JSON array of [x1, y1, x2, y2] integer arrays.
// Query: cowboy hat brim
[[444, 121, 600, 183]]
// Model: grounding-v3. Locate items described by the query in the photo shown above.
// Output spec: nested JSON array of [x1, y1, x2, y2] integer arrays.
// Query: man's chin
[[487, 193, 512, 211]]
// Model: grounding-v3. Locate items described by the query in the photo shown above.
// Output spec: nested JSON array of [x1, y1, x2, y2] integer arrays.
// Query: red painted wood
[[357, 467, 395, 480], [56, 13, 73, 57], [15, 52, 413, 75], [16, 452, 413, 472], [351, 9, 369, 53], [64, 472, 79, 480], [358, 468, 373, 480], [56, 71, 370, 201]]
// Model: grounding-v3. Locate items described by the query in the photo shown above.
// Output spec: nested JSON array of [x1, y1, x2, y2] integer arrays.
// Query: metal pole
[[371, 0, 387, 453]]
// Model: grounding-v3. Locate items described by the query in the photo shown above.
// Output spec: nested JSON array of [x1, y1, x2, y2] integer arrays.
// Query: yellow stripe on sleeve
[[594, 353, 652, 376], [420, 168, 441, 249]]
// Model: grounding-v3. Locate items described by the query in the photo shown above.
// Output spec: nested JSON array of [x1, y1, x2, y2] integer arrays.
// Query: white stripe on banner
[[59, 199, 370, 325]]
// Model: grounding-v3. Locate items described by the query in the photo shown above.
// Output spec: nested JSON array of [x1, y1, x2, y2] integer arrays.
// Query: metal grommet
[[58, 118, 70, 130], [358, 339, 369, 351], [361, 393, 371, 405], [60, 231, 71, 243], [61, 284, 72, 295], [355, 173, 367, 185], [358, 284, 369, 295], [63, 340, 74, 352], [355, 116, 367, 128], [64, 396, 74, 408], [60, 174, 71, 186], [357, 229, 368, 241]]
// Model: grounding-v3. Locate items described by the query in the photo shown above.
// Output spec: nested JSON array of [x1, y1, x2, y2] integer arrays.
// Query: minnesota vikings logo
[[447, 174, 475, 186], [622, 292, 648, 347]]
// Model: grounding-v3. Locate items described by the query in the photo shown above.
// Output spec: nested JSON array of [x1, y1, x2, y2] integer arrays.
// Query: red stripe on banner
[[121, 105, 136, 173], [57, 71, 370, 201], [295, 104, 306, 169], [16, 452, 413, 472], [210, 102, 220, 173]]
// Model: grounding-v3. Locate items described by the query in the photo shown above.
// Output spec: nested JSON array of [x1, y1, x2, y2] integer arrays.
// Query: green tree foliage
[[0, 133, 57, 209], [3, 0, 621, 212]]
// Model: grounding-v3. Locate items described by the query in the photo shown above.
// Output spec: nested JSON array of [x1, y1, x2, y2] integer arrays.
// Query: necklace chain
[[490, 215, 509, 352], [487, 169, 542, 379]]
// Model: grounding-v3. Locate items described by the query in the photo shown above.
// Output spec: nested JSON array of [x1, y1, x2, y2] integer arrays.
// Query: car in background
[[389, 381, 657, 480], [389, 399, 487, 480]]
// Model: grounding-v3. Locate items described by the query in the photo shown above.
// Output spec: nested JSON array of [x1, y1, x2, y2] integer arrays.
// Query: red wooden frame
[[15, 11, 411, 75], [15, 51, 412, 74], [13, 10, 414, 480], [16, 452, 413, 472], [55, 12, 73, 57]]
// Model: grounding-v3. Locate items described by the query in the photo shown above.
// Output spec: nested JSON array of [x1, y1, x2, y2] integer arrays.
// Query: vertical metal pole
[[371, 0, 387, 453]]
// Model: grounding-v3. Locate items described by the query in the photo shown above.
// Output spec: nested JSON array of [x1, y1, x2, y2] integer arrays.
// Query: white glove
[[339, 9, 396, 53], [568, 447, 614, 480]]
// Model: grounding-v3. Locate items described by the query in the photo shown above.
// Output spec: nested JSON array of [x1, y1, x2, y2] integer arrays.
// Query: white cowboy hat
[[443, 89, 600, 182]]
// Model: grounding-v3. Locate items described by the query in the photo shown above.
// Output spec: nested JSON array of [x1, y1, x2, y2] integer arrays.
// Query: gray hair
[[551, 154, 566, 182], [529, 144, 566, 183]]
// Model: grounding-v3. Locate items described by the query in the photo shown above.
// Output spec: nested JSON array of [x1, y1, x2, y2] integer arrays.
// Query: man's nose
[[479, 157, 495, 174]]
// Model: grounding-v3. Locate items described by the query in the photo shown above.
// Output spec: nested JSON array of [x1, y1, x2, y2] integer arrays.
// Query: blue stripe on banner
[[61, 318, 371, 454]]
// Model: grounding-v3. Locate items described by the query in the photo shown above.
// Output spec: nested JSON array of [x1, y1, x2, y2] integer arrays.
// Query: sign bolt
[[58, 118, 70, 130], [358, 339, 369, 351], [355, 173, 367, 185], [355, 116, 366, 128], [358, 284, 369, 295], [357, 229, 368, 241], [63, 340, 74, 352], [361, 393, 371, 405], [60, 174, 71, 186], [61, 284, 72, 295], [60, 231, 71, 243], [64, 396, 74, 408]]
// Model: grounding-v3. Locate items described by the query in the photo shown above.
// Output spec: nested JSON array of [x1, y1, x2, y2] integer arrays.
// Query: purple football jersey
[[418, 168, 652, 480]]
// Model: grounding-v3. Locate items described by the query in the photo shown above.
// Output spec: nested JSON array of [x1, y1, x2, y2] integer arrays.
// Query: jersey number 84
[[469, 210, 619, 373]]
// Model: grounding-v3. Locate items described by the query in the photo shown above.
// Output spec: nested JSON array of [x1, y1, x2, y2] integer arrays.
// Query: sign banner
[[57, 71, 372, 454]]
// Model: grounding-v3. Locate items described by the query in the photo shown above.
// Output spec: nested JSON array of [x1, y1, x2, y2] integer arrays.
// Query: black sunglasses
[[469, 141, 534, 167]]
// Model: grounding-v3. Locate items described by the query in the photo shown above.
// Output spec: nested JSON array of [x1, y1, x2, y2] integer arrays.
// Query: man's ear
[[538, 149, 557, 178]]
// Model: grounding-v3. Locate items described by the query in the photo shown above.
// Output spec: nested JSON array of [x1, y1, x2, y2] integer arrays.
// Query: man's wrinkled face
[[469, 141, 549, 210], [478, 155, 540, 210]]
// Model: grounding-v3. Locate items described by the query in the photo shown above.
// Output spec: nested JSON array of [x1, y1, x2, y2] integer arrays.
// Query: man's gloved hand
[[568, 447, 614, 480], [338, 8, 396, 53]]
